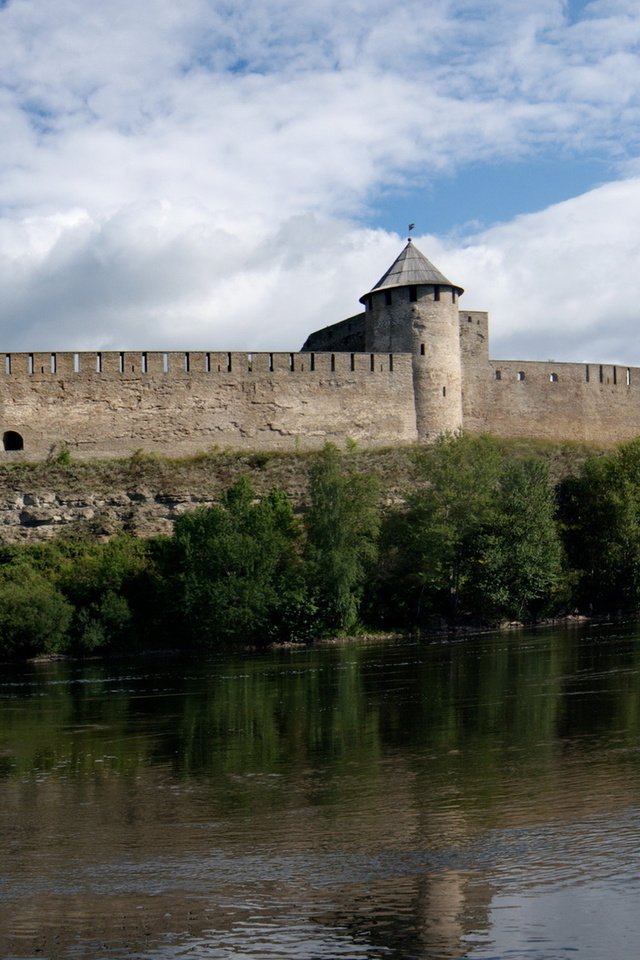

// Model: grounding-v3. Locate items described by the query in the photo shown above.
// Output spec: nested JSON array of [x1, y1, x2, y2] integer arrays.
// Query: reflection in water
[[0, 623, 639, 958]]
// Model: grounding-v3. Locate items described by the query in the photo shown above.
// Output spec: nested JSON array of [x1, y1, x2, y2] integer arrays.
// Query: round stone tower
[[359, 239, 464, 441]]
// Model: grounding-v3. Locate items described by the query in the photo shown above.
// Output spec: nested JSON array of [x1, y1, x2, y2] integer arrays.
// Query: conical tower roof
[[359, 239, 463, 303]]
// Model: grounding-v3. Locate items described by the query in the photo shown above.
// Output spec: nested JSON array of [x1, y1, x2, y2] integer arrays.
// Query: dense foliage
[[2, 435, 640, 659]]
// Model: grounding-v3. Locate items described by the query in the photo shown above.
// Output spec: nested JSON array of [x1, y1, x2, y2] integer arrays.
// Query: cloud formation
[[0, 0, 640, 359], [438, 176, 640, 364]]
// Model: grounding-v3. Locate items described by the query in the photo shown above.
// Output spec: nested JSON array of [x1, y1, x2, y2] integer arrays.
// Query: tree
[[559, 438, 640, 612], [42, 535, 150, 651], [0, 568, 73, 657], [396, 434, 504, 623], [172, 477, 309, 646], [470, 457, 564, 620], [375, 435, 564, 626], [304, 444, 380, 633]]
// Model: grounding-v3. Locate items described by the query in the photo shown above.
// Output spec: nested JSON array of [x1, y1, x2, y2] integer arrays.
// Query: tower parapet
[[359, 240, 464, 440]]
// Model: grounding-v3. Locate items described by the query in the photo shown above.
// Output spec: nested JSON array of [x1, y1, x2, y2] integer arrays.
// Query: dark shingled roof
[[359, 239, 463, 302]]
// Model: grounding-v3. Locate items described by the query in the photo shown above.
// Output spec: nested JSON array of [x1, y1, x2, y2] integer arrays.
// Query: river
[[1, 622, 639, 958]]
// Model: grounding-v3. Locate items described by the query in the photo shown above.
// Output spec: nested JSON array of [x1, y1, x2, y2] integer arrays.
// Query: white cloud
[[1, 0, 640, 360], [436, 176, 640, 364]]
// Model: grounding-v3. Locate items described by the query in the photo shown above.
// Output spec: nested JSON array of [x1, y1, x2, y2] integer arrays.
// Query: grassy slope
[[0, 436, 608, 540]]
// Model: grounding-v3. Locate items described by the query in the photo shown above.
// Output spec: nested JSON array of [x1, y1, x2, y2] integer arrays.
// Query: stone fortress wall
[[457, 305, 640, 443], [0, 349, 417, 460], [2, 239, 640, 461], [463, 356, 640, 444]]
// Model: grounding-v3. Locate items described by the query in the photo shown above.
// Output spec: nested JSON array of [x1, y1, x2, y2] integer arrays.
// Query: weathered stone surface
[[0, 448, 420, 543], [0, 351, 418, 462], [461, 359, 640, 444]]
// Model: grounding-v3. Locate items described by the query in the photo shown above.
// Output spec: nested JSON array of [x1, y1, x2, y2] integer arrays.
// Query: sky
[[1, 0, 640, 362]]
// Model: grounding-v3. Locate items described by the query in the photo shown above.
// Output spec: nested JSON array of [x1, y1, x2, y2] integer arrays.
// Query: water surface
[[1, 623, 639, 958]]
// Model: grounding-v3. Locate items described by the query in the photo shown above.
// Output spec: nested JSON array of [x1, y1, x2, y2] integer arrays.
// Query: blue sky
[[1, 0, 640, 363], [369, 155, 612, 236]]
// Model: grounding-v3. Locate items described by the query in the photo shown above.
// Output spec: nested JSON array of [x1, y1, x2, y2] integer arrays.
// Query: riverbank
[[1, 433, 636, 663], [0, 437, 603, 543]]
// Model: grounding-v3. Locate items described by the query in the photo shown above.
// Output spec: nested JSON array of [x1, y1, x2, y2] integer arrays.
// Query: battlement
[[0, 349, 402, 379]]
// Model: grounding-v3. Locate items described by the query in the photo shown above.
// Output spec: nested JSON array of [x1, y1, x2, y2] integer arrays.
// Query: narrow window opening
[[370, 353, 375, 372], [389, 354, 394, 372], [310, 353, 315, 372], [205, 352, 211, 373], [289, 353, 295, 372], [434, 286, 440, 301], [442, 386, 446, 397], [467, 315, 472, 323], [96, 352, 102, 374], [4, 355, 11, 375], [269, 353, 274, 372], [599, 364, 604, 384], [162, 353, 169, 373], [184, 352, 190, 373], [73, 353, 80, 373], [119, 352, 125, 374], [517, 371, 525, 381], [141, 352, 148, 373], [495, 369, 501, 381], [350, 353, 355, 372], [227, 352, 232, 373], [28, 354, 34, 375], [549, 372, 558, 382], [613, 366, 617, 385], [420, 343, 425, 356], [627, 368, 631, 386], [409, 285, 417, 303], [384, 290, 392, 306], [330, 353, 335, 372], [50, 353, 56, 374], [247, 352, 253, 373], [3, 430, 23, 451], [585, 365, 590, 383]]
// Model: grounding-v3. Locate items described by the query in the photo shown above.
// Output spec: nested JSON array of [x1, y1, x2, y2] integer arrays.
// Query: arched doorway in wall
[[3, 430, 24, 451]]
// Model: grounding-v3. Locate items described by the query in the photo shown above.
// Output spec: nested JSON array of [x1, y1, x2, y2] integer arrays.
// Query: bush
[[0, 570, 73, 657], [172, 477, 310, 646], [304, 444, 380, 633]]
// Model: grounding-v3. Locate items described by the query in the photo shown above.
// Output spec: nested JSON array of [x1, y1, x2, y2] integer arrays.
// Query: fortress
[[1, 239, 639, 460]]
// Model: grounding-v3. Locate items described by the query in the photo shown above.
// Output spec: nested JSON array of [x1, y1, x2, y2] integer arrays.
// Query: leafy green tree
[[60, 537, 149, 650], [0, 568, 73, 657], [304, 444, 380, 633], [387, 434, 504, 623], [374, 435, 564, 626], [12, 534, 153, 652], [470, 457, 564, 620], [559, 438, 640, 612], [172, 477, 309, 646]]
